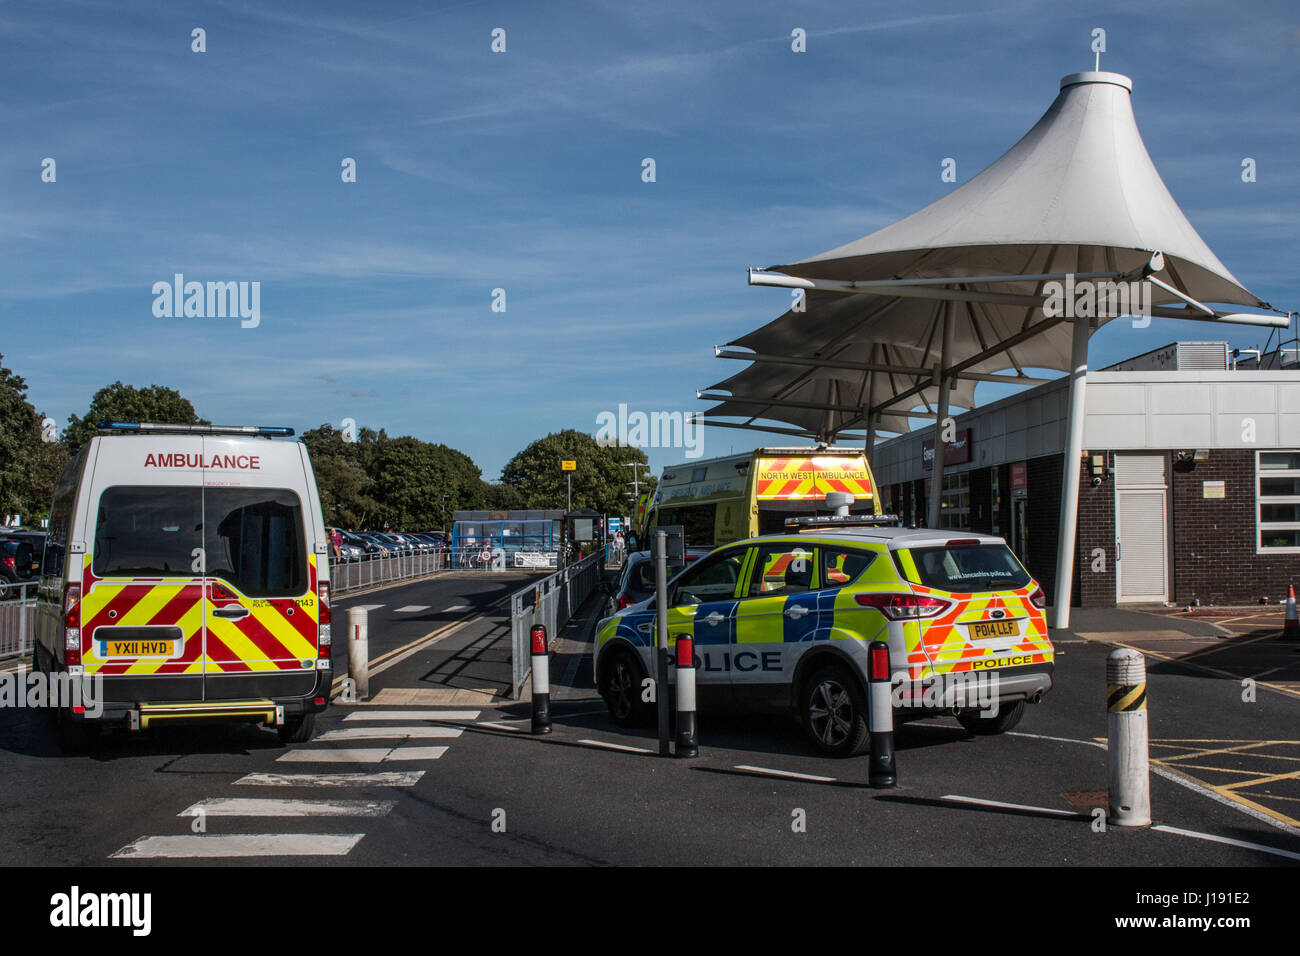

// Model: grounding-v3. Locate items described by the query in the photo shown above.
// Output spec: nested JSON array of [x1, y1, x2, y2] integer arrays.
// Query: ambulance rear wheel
[[602, 649, 653, 727], [801, 664, 870, 757], [957, 699, 1025, 735], [278, 713, 315, 744], [55, 706, 94, 753]]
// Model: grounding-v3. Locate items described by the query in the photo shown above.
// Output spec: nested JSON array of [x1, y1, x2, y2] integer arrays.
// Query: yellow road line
[[1222, 768, 1300, 790], [328, 591, 513, 697], [1154, 762, 1300, 829], [1110, 639, 1300, 701]]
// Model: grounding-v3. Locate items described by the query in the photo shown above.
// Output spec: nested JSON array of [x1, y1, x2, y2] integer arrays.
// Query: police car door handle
[[212, 607, 250, 620], [784, 605, 810, 619], [704, 612, 725, 626]]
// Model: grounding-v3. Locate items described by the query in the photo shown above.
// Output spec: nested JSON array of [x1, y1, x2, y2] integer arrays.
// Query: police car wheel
[[603, 650, 653, 727], [278, 713, 316, 744], [956, 699, 1025, 735], [801, 665, 870, 756]]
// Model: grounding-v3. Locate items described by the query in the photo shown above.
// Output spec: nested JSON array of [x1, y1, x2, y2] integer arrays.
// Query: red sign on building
[[922, 429, 972, 470]]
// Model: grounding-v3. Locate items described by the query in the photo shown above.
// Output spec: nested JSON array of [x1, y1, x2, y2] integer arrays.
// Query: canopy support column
[[1052, 314, 1090, 629], [926, 304, 954, 528], [862, 345, 877, 460]]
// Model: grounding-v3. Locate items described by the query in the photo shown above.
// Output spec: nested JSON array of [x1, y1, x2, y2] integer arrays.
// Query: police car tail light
[[63, 583, 82, 664], [317, 583, 331, 653], [617, 594, 634, 610], [855, 592, 951, 620], [1028, 585, 1047, 610]]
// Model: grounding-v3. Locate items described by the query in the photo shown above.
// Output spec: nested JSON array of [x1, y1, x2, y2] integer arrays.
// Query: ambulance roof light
[[98, 422, 295, 437]]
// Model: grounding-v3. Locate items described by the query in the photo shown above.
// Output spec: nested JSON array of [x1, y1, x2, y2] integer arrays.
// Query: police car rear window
[[907, 544, 1030, 593]]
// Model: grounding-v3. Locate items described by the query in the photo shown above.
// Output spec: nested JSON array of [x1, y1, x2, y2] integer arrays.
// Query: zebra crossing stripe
[[110, 833, 365, 859], [233, 772, 425, 787], [394, 605, 430, 613], [343, 710, 479, 722], [276, 747, 448, 763], [384, 746, 449, 761], [316, 726, 464, 741], [352, 604, 384, 612], [178, 797, 395, 817]]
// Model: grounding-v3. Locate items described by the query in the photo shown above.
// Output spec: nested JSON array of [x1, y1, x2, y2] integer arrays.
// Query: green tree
[[64, 382, 207, 450], [500, 430, 650, 514], [482, 480, 525, 511], [370, 437, 484, 530], [0, 355, 41, 517]]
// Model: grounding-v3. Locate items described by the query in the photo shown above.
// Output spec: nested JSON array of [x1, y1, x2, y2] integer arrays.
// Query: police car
[[593, 517, 1053, 755]]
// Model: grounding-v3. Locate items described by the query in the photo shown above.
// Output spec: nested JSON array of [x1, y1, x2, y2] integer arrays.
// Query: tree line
[[0, 354, 655, 528]]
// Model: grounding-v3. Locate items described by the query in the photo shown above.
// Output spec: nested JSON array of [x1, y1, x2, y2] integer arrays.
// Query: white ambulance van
[[33, 422, 334, 750]]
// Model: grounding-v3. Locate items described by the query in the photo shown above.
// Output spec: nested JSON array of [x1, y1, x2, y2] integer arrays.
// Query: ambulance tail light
[[855, 592, 951, 620], [1029, 585, 1047, 610], [63, 582, 82, 665], [317, 583, 331, 655]]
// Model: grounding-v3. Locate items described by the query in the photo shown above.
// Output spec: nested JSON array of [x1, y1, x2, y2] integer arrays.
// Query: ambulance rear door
[[200, 437, 320, 701]]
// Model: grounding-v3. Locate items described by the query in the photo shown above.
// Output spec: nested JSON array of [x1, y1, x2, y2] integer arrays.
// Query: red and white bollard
[[675, 634, 698, 758], [347, 606, 369, 701], [530, 624, 551, 735], [867, 640, 896, 788]]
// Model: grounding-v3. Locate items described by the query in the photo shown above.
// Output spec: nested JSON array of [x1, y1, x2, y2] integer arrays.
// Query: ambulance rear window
[[907, 543, 1030, 593], [205, 488, 306, 597], [93, 487, 203, 577]]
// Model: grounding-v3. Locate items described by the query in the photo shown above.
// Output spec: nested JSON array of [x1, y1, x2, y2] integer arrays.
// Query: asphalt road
[[2, 578, 1298, 868]]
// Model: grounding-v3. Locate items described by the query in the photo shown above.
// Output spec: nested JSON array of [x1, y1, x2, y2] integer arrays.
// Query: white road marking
[[1151, 824, 1300, 863], [178, 798, 395, 817], [234, 772, 425, 788], [394, 605, 429, 613], [111, 833, 365, 859], [577, 739, 652, 754], [477, 721, 524, 732], [734, 765, 836, 782], [1009, 730, 1300, 834], [277, 748, 395, 763], [351, 605, 384, 612], [1008, 731, 1106, 750], [316, 726, 463, 741], [277, 746, 448, 763], [941, 794, 1080, 817], [385, 746, 449, 761], [343, 710, 479, 722], [442, 604, 469, 612]]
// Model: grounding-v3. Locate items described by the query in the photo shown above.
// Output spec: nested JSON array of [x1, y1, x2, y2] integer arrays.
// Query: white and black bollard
[[674, 634, 698, 758], [1107, 648, 1151, 826], [867, 640, 896, 788], [530, 624, 551, 735], [347, 606, 369, 701]]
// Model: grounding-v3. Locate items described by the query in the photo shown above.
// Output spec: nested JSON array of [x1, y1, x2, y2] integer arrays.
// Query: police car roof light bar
[[784, 514, 902, 530], [98, 422, 295, 437]]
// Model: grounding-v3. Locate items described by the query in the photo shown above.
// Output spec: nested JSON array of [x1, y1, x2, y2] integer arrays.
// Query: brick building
[[871, 343, 1300, 607]]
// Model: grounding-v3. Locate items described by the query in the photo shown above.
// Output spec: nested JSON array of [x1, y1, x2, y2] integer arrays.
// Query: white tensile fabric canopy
[[696, 70, 1288, 627]]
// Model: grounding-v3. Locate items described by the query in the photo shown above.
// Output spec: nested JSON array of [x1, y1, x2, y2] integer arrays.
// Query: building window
[[939, 472, 970, 530], [1257, 451, 1300, 552]]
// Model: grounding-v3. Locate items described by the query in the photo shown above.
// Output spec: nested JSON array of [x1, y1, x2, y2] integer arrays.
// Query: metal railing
[[0, 581, 36, 661], [330, 551, 450, 594], [509, 552, 604, 698]]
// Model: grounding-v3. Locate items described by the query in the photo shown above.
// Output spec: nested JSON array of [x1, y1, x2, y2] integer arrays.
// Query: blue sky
[[4, 0, 1298, 485]]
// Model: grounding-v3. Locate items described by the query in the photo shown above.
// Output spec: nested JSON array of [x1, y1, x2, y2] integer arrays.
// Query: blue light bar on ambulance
[[98, 422, 295, 437]]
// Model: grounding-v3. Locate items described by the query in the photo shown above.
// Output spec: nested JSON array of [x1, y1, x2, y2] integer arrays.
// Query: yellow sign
[[561, 460, 576, 471]]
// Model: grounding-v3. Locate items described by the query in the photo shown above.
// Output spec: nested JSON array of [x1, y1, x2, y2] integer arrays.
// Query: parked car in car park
[[600, 548, 706, 618], [594, 519, 1053, 756], [0, 537, 37, 583]]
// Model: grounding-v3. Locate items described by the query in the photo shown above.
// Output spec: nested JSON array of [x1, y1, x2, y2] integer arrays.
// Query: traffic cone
[[1283, 585, 1299, 641]]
